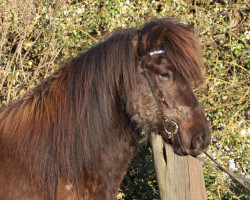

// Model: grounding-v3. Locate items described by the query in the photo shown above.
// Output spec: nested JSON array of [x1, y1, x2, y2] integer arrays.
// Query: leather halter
[[140, 52, 250, 192], [140, 50, 178, 139]]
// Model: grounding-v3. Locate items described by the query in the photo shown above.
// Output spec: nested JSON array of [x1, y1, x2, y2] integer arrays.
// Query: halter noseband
[[140, 50, 179, 139]]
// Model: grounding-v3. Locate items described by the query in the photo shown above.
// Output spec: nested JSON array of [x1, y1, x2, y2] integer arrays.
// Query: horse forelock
[[138, 18, 205, 86]]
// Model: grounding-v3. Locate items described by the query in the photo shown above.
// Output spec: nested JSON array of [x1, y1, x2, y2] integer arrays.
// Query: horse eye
[[160, 73, 170, 78], [159, 70, 173, 80]]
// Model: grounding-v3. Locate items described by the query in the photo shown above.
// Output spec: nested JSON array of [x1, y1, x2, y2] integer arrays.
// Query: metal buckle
[[163, 119, 179, 139]]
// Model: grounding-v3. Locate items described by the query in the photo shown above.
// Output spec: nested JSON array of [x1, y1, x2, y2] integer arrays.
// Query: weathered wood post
[[151, 132, 207, 200]]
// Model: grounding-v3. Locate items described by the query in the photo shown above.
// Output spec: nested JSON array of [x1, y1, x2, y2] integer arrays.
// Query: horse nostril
[[191, 134, 203, 150]]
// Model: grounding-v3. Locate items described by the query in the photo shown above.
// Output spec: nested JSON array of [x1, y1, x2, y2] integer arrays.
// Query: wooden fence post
[[150, 132, 207, 200]]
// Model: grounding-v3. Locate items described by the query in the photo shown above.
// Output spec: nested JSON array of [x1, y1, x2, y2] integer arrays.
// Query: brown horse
[[0, 18, 211, 200]]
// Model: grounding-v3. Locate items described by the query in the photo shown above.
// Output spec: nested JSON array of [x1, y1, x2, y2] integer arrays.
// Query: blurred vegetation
[[0, 0, 249, 199]]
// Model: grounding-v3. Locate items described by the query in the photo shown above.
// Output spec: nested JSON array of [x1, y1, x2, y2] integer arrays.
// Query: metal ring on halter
[[163, 120, 179, 139]]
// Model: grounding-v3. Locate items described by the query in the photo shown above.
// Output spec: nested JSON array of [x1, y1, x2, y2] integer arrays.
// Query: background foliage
[[0, 0, 249, 199]]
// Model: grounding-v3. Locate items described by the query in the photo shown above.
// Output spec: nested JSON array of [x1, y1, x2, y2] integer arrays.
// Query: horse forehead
[[147, 57, 174, 70]]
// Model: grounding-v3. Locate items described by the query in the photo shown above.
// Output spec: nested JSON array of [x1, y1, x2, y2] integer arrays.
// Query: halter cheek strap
[[140, 50, 179, 138]]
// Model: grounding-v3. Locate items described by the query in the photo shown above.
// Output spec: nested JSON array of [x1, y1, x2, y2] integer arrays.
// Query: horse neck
[[0, 64, 137, 175]]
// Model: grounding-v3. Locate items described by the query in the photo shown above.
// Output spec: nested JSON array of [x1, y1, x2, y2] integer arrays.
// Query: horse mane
[[0, 28, 138, 198], [138, 18, 204, 85], [0, 18, 204, 199]]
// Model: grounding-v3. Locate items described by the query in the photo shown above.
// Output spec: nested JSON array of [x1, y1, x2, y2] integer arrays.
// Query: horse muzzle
[[172, 128, 211, 156]]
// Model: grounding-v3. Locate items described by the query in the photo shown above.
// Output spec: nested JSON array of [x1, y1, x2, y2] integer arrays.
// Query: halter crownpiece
[[140, 49, 178, 138], [140, 50, 165, 61]]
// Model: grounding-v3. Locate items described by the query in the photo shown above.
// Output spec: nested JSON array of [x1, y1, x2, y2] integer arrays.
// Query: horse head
[[126, 18, 211, 156]]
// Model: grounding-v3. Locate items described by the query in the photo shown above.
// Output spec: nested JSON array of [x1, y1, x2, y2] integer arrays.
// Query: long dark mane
[[0, 18, 207, 199], [0, 28, 139, 198]]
